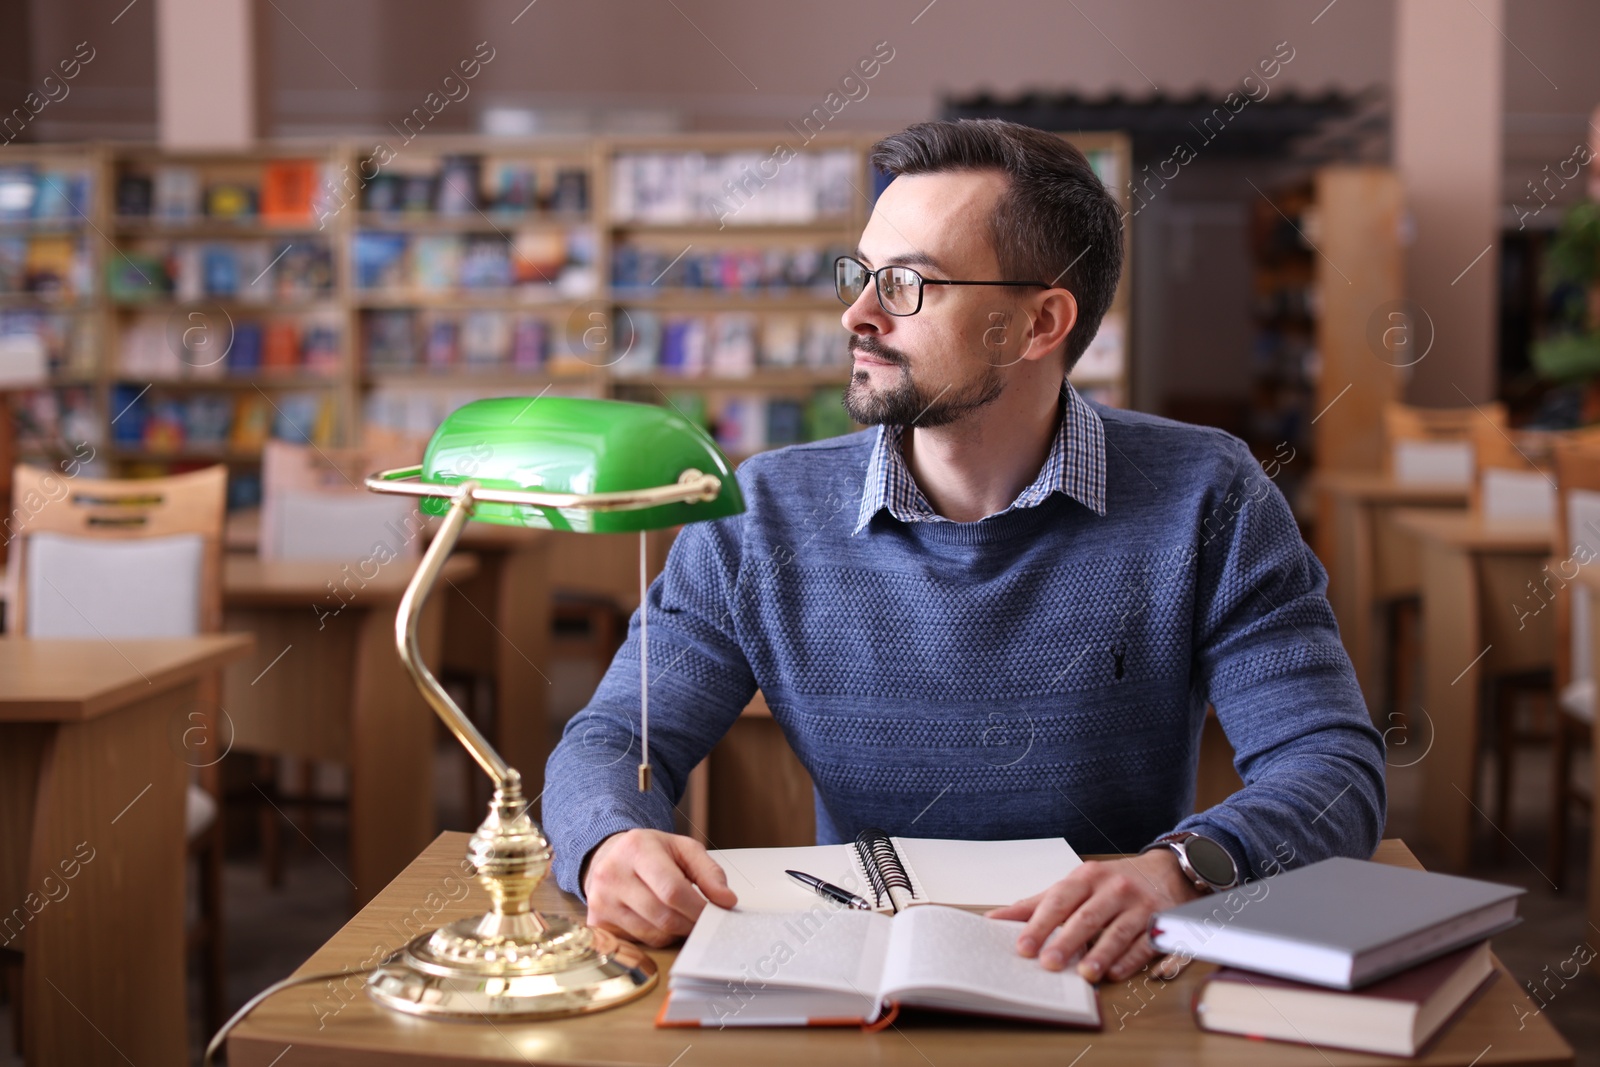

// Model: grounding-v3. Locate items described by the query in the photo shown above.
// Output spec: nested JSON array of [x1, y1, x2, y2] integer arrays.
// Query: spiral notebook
[[707, 829, 1081, 915]]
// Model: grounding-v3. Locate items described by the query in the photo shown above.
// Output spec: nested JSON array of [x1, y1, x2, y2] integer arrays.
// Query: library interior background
[[1, 1, 1599, 1064]]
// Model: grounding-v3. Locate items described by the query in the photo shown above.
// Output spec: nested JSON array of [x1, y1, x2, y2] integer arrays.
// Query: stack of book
[[114, 160, 324, 225], [1152, 857, 1523, 1057], [610, 311, 848, 378], [104, 238, 334, 302], [609, 150, 856, 225], [0, 165, 94, 223], [611, 243, 846, 292], [350, 228, 593, 297], [362, 308, 550, 373], [108, 385, 334, 453], [357, 154, 588, 218]]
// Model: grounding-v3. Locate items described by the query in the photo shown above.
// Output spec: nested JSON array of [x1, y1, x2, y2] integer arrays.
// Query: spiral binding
[[853, 827, 913, 912]]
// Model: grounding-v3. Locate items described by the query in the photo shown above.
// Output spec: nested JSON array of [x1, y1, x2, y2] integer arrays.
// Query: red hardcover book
[[1193, 940, 1496, 1057]]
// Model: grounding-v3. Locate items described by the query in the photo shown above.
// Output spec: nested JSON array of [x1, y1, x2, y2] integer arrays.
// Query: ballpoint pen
[[785, 869, 873, 910]]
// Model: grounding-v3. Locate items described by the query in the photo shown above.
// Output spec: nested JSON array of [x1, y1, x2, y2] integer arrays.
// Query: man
[[544, 118, 1385, 986]]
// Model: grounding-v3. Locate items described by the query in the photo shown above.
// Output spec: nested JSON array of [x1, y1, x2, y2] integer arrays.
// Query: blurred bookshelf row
[[0, 132, 1131, 508]]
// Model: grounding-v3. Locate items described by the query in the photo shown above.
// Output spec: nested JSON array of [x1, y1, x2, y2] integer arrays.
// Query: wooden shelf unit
[[1, 131, 1133, 501]]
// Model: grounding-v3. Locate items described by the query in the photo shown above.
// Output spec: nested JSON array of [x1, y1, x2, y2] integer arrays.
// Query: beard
[[841, 335, 1004, 428]]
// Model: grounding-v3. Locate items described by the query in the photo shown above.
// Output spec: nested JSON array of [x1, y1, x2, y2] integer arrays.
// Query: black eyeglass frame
[[834, 254, 1055, 317]]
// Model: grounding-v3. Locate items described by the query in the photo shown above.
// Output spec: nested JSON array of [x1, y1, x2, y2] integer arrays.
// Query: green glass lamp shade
[[391, 396, 744, 533]]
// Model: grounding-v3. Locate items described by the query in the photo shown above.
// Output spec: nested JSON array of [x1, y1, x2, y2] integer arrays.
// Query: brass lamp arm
[[396, 480, 515, 789], [365, 466, 722, 512]]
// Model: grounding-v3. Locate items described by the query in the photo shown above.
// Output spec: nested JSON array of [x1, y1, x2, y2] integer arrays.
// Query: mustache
[[848, 335, 907, 365]]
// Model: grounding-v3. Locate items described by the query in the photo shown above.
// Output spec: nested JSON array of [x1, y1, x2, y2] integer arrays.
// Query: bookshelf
[[0, 131, 1133, 512]]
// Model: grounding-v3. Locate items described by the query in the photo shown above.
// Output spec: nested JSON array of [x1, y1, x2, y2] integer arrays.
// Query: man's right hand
[[582, 828, 738, 947]]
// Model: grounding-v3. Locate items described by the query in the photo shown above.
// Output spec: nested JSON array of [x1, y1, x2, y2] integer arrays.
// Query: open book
[[708, 832, 1080, 914], [660, 903, 1101, 1028]]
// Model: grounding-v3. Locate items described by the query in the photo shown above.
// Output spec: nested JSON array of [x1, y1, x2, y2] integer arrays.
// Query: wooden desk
[[1314, 471, 1469, 711], [221, 554, 477, 906], [1568, 566, 1600, 935], [1392, 510, 1556, 871], [0, 634, 253, 1067], [228, 833, 1572, 1067]]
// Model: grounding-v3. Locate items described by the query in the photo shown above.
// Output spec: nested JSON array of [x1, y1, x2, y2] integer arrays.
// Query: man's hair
[[869, 119, 1124, 369]]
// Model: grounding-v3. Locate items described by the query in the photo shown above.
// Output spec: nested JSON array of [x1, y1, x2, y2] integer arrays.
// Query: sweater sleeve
[[542, 516, 758, 899], [1173, 441, 1387, 882]]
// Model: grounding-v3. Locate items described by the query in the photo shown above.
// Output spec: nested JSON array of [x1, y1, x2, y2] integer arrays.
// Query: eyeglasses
[[834, 255, 1052, 317]]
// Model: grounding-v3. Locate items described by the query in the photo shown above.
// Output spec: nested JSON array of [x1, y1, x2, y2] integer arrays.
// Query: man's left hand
[[986, 849, 1202, 983]]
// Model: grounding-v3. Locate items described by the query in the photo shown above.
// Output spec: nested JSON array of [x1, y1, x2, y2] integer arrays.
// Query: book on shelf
[[550, 167, 589, 214], [709, 833, 1081, 915], [609, 149, 856, 225], [262, 321, 303, 374], [411, 234, 462, 293], [229, 322, 263, 374], [434, 155, 481, 216], [0, 167, 39, 222], [154, 166, 202, 222], [509, 314, 547, 370], [261, 161, 318, 224], [0, 237, 26, 291], [230, 394, 272, 449], [205, 182, 256, 220], [1150, 857, 1523, 990], [460, 235, 513, 290], [709, 313, 758, 377], [1193, 940, 1496, 1057], [460, 310, 510, 368], [423, 317, 458, 371], [660, 902, 1100, 1029], [365, 308, 417, 371], [352, 232, 409, 290], [116, 174, 154, 218]]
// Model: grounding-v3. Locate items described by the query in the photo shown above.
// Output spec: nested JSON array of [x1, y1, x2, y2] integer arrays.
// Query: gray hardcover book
[[1150, 857, 1522, 989]]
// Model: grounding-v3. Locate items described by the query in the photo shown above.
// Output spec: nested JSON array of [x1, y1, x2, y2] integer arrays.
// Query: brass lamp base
[[366, 777, 658, 1020], [366, 924, 658, 1019]]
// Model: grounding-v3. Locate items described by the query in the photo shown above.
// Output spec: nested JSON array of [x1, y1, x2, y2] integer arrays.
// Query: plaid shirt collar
[[853, 382, 1107, 536]]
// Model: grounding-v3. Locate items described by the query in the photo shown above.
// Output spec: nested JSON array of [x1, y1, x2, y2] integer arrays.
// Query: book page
[[880, 905, 1098, 1022], [673, 905, 893, 998], [707, 845, 880, 912], [894, 837, 1081, 909]]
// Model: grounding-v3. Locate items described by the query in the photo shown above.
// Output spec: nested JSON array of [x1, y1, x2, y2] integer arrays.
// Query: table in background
[[227, 833, 1571, 1067], [437, 523, 553, 803], [221, 554, 476, 906], [1314, 471, 1469, 711], [0, 634, 252, 1067], [227, 509, 556, 808], [1393, 509, 1555, 871]]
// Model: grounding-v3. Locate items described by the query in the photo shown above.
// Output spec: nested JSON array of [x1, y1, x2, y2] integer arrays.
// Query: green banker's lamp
[[362, 396, 743, 1019]]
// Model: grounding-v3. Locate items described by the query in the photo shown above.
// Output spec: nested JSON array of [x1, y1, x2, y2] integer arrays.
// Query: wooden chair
[[1551, 436, 1600, 885], [251, 439, 422, 880], [2, 463, 230, 1036]]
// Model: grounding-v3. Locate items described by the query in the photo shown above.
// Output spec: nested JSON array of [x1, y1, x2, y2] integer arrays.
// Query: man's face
[[841, 169, 1025, 428]]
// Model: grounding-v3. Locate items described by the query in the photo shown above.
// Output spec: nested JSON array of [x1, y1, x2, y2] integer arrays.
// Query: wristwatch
[[1140, 831, 1239, 893]]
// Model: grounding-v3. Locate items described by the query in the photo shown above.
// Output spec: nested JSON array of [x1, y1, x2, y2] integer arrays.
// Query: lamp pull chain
[[638, 530, 650, 792]]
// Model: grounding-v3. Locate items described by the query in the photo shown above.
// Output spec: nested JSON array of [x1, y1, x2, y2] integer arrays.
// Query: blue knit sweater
[[543, 405, 1387, 898]]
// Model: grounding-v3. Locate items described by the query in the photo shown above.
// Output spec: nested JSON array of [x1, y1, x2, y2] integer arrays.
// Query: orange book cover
[[262, 321, 302, 373], [262, 161, 317, 223]]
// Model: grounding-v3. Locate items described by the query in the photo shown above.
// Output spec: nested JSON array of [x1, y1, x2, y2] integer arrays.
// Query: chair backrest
[[5, 464, 226, 635], [1554, 436, 1600, 689], [1383, 402, 1507, 487], [259, 439, 424, 562]]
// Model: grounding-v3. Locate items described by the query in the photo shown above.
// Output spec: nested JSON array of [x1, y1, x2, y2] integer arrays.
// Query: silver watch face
[[1184, 836, 1236, 887]]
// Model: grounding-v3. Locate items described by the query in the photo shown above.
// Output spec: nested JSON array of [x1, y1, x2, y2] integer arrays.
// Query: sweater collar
[[852, 381, 1107, 536]]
